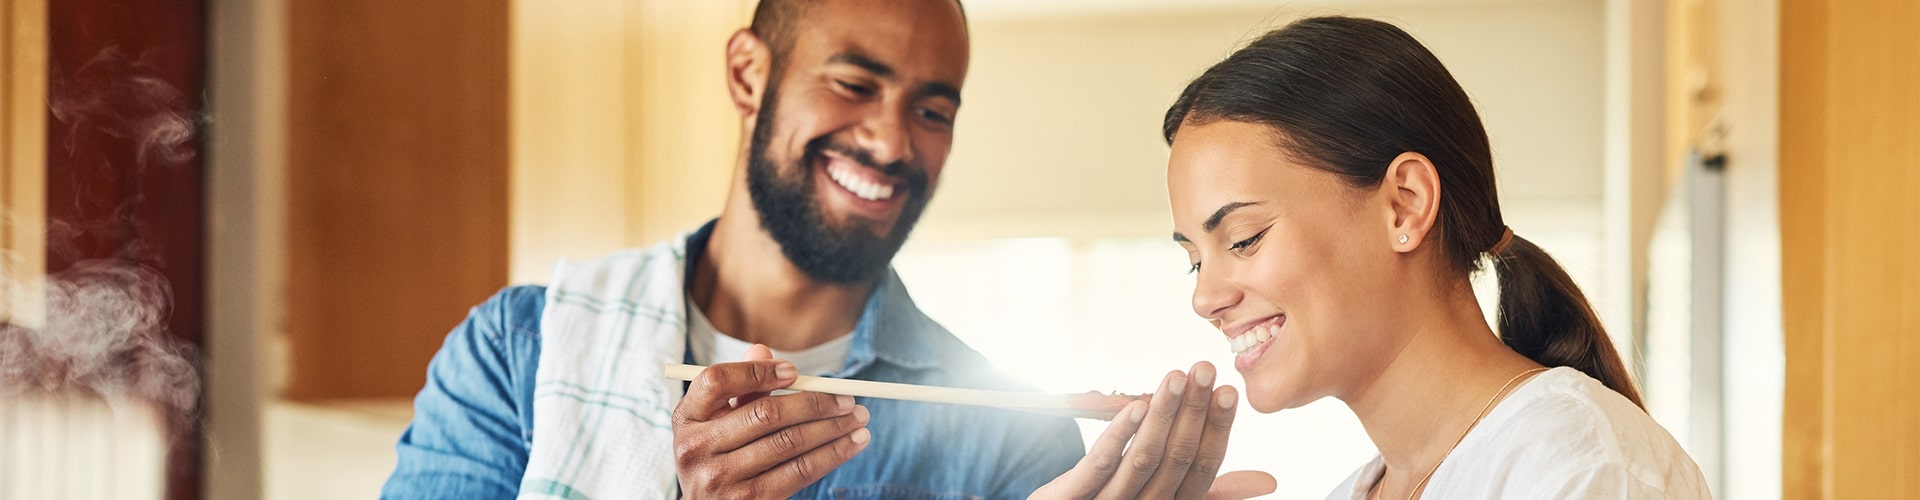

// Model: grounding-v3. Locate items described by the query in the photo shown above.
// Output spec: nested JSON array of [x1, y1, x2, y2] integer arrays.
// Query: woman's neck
[[1342, 290, 1541, 492]]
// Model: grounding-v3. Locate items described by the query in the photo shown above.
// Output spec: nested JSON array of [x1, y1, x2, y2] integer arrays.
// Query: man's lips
[[819, 152, 902, 203]]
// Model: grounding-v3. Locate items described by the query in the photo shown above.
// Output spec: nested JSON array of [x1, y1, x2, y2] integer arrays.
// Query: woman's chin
[[1243, 378, 1312, 414]]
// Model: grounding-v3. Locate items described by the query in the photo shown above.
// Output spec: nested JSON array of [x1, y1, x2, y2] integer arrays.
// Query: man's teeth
[[828, 165, 895, 201], [1229, 324, 1278, 354]]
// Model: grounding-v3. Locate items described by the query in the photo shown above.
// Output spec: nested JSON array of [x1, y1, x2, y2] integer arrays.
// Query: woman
[[1040, 15, 1708, 500]]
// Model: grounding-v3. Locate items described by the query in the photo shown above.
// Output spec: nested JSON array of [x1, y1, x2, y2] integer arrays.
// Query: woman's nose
[[1191, 267, 1243, 323]]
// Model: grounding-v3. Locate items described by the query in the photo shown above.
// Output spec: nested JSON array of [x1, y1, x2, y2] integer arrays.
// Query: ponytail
[[1492, 235, 1643, 408]]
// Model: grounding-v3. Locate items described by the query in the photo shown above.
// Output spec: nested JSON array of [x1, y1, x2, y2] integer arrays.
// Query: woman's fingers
[[1205, 470, 1278, 500], [1080, 400, 1148, 484], [1176, 384, 1240, 499], [1032, 400, 1149, 500], [1094, 370, 1189, 500], [1140, 361, 1222, 498]]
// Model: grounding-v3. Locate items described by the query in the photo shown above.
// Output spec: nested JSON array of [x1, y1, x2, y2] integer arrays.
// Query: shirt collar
[[681, 219, 944, 376]]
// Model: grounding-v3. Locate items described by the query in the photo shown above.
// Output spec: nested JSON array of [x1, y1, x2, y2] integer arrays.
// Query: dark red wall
[[46, 0, 206, 498]]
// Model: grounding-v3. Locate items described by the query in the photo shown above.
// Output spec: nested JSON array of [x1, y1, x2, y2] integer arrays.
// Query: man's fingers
[[1204, 470, 1278, 500], [751, 425, 872, 497], [1140, 361, 1218, 498], [733, 344, 777, 408], [677, 360, 798, 421], [710, 392, 857, 451], [1095, 370, 1187, 500], [725, 405, 870, 477], [1176, 384, 1240, 500]]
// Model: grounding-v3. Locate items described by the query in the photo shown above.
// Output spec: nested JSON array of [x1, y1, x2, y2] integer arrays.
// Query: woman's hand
[[1031, 362, 1277, 500]]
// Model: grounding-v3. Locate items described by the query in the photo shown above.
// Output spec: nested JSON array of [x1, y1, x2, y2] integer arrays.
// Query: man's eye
[[835, 79, 874, 96], [918, 107, 953, 125]]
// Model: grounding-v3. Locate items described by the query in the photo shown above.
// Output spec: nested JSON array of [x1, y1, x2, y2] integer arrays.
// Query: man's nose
[[853, 105, 914, 167]]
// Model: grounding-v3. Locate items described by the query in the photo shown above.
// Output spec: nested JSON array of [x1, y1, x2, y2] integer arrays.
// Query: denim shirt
[[383, 225, 1086, 499]]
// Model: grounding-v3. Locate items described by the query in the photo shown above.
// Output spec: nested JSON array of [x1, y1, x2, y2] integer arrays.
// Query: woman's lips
[[1225, 315, 1284, 372]]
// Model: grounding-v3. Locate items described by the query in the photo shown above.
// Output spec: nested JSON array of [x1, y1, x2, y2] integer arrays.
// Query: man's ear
[[1381, 152, 1442, 253], [726, 29, 774, 118]]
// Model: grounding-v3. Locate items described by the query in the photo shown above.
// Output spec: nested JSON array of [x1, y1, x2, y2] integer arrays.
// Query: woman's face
[[1167, 120, 1408, 413]]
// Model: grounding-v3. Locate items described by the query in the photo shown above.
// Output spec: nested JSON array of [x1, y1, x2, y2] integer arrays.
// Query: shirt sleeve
[[1533, 461, 1682, 500], [992, 416, 1087, 499], [381, 286, 546, 500]]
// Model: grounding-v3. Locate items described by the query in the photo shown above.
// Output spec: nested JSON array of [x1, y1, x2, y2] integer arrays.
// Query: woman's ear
[[1381, 152, 1442, 253], [725, 29, 773, 118]]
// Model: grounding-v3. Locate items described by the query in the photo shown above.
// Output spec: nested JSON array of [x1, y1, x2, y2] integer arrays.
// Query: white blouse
[[1327, 367, 1710, 499]]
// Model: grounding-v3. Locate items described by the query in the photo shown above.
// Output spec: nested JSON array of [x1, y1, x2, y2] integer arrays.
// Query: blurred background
[[1, 0, 1914, 499]]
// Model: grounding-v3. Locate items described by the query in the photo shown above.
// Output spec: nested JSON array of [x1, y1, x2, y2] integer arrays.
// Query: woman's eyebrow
[[1202, 201, 1262, 232]]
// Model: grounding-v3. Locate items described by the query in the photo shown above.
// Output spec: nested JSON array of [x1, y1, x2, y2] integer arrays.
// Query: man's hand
[[672, 345, 871, 499], [1030, 362, 1277, 500]]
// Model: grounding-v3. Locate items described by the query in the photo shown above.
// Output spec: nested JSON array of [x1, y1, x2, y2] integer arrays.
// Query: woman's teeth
[[1228, 323, 1278, 354], [828, 164, 895, 201]]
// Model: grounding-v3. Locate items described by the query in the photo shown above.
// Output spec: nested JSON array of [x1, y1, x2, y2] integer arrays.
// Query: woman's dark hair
[[1163, 16, 1642, 408]]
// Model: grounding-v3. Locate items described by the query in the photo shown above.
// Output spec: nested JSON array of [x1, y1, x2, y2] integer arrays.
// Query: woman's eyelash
[[1188, 227, 1270, 274], [1230, 228, 1270, 251]]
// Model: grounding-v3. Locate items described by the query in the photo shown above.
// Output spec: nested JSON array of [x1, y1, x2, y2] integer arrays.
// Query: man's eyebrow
[[1203, 201, 1261, 232], [827, 51, 895, 79], [920, 81, 961, 105]]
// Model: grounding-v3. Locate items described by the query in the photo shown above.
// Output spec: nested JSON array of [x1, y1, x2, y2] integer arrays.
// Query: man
[[381, 0, 1087, 498]]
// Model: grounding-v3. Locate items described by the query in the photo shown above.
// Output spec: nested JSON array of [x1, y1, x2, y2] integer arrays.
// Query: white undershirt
[[686, 298, 854, 377], [1327, 367, 1710, 499]]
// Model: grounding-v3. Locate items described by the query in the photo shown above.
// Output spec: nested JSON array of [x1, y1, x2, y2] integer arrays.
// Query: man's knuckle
[[750, 402, 781, 425], [788, 456, 821, 482], [772, 426, 804, 454]]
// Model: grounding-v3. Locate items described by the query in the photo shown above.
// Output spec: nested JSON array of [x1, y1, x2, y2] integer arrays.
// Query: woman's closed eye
[[1186, 226, 1268, 274], [1228, 227, 1270, 256]]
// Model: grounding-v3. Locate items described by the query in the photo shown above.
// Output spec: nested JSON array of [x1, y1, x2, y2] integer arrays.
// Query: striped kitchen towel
[[518, 235, 693, 499]]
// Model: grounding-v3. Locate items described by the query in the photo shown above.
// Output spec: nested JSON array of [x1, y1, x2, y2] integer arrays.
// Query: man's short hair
[[749, 0, 820, 63], [749, 0, 967, 64]]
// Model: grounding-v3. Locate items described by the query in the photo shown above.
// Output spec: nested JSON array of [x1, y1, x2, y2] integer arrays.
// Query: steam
[[48, 45, 198, 168], [0, 45, 201, 420], [0, 261, 198, 415]]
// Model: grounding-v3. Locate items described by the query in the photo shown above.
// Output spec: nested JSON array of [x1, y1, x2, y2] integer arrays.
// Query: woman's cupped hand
[[1030, 362, 1277, 500]]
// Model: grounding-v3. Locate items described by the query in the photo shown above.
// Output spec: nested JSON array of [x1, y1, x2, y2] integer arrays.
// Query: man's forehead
[[791, 0, 969, 80]]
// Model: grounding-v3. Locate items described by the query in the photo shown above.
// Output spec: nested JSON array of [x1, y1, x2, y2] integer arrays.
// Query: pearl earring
[[1398, 234, 1410, 244]]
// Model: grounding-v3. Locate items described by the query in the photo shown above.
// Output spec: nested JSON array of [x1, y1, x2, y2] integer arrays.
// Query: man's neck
[[1341, 288, 1540, 492], [688, 207, 876, 352]]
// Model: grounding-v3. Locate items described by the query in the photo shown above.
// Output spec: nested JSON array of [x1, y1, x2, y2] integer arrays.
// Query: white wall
[[1714, 1, 1782, 498], [931, 1, 1605, 234]]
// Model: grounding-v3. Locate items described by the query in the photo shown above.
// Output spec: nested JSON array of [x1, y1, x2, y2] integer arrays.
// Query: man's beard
[[745, 85, 932, 284]]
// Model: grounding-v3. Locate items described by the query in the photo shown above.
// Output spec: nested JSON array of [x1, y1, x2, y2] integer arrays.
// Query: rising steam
[[0, 45, 201, 420]]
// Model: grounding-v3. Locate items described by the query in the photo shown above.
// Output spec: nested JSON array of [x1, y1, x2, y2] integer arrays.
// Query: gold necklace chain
[[1379, 366, 1552, 500]]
